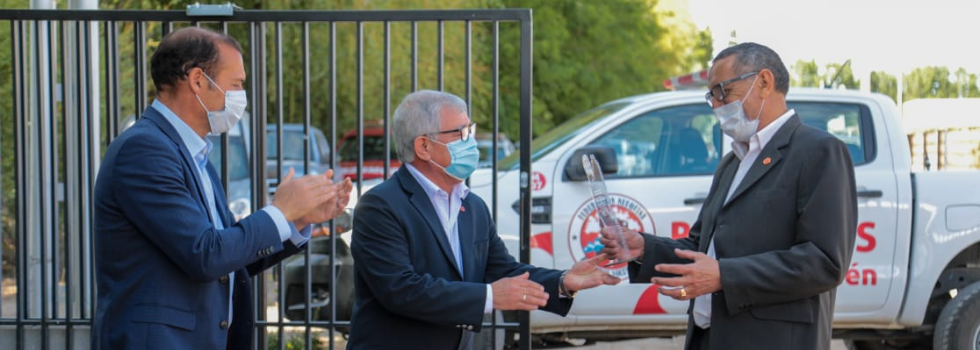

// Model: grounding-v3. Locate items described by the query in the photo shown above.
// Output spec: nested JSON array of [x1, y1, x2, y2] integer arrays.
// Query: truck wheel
[[935, 281, 980, 350]]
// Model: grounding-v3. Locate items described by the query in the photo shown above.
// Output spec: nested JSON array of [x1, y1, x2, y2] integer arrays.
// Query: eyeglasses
[[705, 71, 759, 106], [435, 122, 477, 142]]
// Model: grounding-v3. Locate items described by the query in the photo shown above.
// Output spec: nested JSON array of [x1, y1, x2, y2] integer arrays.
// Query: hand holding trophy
[[582, 154, 632, 280]]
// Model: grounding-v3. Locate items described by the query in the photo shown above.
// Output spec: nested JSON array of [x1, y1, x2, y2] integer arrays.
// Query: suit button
[[467, 325, 473, 330], [219, 275, 230, 284], [220, 320, 229, 330]]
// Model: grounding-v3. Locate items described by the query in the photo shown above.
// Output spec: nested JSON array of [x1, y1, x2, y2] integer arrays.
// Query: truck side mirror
[[564, 145, 618, 181]]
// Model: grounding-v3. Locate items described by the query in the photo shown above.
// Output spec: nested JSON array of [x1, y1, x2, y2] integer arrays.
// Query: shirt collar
[[732, 108, 795, 159], [152, 99, 211, 164], [405, 163, 470, 200]]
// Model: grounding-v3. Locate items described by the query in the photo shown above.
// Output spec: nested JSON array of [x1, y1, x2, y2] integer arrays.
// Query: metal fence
[[0, 7, 534, 350]]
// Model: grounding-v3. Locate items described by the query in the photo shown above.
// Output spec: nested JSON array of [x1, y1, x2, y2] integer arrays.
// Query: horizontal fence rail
[[0, 8, 532, 350]]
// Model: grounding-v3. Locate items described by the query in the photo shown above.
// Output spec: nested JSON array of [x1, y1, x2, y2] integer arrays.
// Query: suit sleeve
[[479, 203, 572, 319], [350, 191, 488, 329], [111, 135, 283, 282], [718, 137, 857, 314]]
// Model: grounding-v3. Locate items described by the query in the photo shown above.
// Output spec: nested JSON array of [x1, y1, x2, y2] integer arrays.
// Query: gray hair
[[392, 90, 469, 163], [714, 42, 790, 94]]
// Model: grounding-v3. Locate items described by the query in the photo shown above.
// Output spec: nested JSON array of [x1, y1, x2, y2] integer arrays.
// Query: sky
[[686, 0, 980, 79]]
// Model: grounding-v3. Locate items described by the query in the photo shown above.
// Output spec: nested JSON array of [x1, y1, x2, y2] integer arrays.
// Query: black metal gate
[[0, 7, 534, 350]]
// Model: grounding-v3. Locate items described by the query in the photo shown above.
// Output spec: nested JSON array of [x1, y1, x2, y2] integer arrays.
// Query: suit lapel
[[398, 168, 464, 279], [700, 155, 738, 251], [142, 109, 212, 218], [724, 115, 801, 208], [206, 162, 232, 226], [457, 199, 474, 281]]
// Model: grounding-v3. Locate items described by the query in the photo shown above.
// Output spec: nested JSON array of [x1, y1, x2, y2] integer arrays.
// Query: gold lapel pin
[[763, 157, 772, 165]]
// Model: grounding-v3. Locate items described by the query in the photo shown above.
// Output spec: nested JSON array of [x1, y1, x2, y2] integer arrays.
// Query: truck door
[[550, 103, 719, 316], [791, 101, 897, 314]]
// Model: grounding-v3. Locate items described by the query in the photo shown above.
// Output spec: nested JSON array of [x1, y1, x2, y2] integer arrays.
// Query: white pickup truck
[[468, 88, 980, 349]]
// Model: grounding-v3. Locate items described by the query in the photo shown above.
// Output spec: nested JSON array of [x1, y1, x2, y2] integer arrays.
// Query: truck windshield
[[499, 101, 632, 170]]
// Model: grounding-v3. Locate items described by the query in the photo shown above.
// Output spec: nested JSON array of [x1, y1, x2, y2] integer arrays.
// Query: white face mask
[[195, 73, 247, 134], [712, 75, 765, 143]]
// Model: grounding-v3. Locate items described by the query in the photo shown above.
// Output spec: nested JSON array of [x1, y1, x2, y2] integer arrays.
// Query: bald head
[[150, 27, 243, 94]]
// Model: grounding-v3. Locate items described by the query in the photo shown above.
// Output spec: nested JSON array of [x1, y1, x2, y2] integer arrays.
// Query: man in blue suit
[[347, 90, 620, 350], [92, 27, 352, 350]]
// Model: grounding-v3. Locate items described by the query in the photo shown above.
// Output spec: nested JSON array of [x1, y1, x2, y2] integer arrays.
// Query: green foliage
[[870, 71, 897, 102], [489, 0, 701, 137], [825, 62, 857, 90], [0, 0, 30, 278], [903, 66, 957, 101], [791, 59, 820, 88]]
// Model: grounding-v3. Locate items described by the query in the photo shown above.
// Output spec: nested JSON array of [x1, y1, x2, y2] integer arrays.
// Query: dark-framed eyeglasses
[[435, 122, 477, 142], [704, 71, 760, 106]]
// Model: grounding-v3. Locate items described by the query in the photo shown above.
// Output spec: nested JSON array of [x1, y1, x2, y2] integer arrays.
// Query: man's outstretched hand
[[563, 254, 622, 293]]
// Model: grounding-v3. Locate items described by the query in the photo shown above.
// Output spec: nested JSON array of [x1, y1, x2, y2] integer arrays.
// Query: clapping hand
[[294, 170, 354, 229], [272, 167, 336, 223]]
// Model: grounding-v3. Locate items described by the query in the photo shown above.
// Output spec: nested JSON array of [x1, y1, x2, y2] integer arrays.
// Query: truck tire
[[935, 281, 980, 350]]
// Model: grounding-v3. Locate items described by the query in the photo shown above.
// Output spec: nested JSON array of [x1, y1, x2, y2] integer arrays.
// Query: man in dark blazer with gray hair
[[602, 42, 857, 350]]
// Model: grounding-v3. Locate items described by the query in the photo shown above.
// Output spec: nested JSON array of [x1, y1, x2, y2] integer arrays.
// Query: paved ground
[[576, 337, 850, 350]]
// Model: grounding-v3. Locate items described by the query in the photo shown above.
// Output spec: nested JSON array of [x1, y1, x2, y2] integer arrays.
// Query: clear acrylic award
[[582, 154, 631, 280]]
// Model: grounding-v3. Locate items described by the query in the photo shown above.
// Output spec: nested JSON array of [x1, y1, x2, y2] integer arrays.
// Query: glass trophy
[[582, 154, 631, 280]]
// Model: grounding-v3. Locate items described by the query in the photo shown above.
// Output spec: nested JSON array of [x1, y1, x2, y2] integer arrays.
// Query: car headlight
[[229, 198, 252, 221]]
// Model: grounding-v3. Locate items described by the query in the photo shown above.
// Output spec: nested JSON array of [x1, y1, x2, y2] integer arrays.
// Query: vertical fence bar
[[133, 21, 145, 120], [273, 20, 285, 350], [104, 21, 118, 144], [464, 21, 471, 114], [437, 20, 443, 91], [14, 19, 27, 350], [491, 19, 503, 347], [328, 21, 338, 349], [411, 21, 417, 92], [219, 22, 231, 194], [356, 22, 364, 188], [300, 20, 313, 350], [39, 19, 51, 350], [518, 12, 534, 350], [382, 21, 390, 179], [65, 19, 77, 348]]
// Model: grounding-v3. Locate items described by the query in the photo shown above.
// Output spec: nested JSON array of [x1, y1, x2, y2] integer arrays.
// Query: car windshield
[[499, 101, 632, 170], [266, 130, 310, 161], [339, 135, 396, 162], [207, 135, 249, 181]]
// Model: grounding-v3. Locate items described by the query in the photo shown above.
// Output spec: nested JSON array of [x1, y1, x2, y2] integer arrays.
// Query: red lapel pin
[[763, 157, 772, 165], [460, 206, 466, 212]]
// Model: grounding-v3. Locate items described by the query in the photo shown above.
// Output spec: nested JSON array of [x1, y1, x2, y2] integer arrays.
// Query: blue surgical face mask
[[428, 136, 480, 181], [713, 75, 765, 143]]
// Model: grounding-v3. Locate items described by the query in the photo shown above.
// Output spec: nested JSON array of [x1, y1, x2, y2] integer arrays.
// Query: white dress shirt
[[693, 108, 795, 329], [404, 164, 495, 313]]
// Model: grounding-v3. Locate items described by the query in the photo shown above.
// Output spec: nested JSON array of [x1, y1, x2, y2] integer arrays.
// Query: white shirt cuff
[[484, 284, 494, 314], [260, 205, 310, 244]]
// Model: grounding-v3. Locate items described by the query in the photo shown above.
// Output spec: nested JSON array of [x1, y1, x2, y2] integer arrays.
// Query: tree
[[824, 61, 858, 90], [490, 0, 705, 136], [904, 66, 957, 101], [870, 71, 897, 102], [792, 59, 820, 88]]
